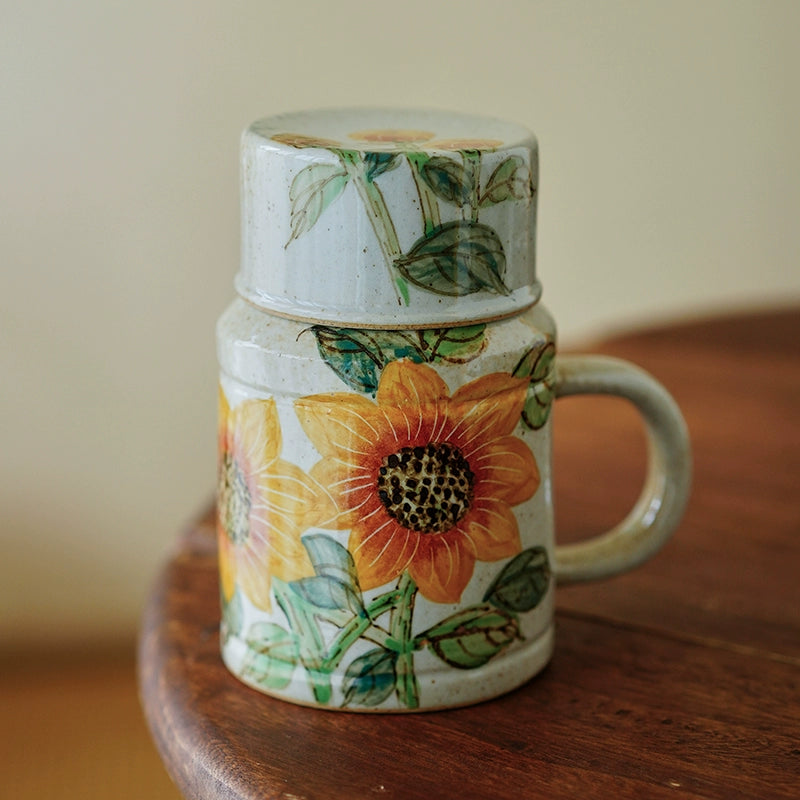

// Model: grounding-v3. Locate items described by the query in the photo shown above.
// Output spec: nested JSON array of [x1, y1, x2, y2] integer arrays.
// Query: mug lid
[[237, 108, 539, 328]]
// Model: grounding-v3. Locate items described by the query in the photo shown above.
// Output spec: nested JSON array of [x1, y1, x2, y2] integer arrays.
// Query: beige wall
[[3, 1, 798, 646]]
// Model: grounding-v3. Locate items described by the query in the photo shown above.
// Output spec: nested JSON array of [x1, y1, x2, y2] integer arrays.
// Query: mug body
[[216, 299, 558, 711]]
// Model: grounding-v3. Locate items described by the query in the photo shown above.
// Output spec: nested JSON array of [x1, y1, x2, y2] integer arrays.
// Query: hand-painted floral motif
[[273, 127, 533, 305], [217, 388, 333, 610], [221, 361, 551, 710], [513, 340, 556, 430], [427, 138, 504, 151], [270, 132, 342, 149], [348, 128, 435, 145], [295, 360, 540, 603], [307, 323, 487, 395]]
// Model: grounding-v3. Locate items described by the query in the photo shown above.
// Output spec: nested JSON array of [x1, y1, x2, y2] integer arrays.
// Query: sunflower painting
[[295, 360, 539, 603], [274, 126, 534, 305], [220, 355, 553, 710], [217, 388, 333, 611]]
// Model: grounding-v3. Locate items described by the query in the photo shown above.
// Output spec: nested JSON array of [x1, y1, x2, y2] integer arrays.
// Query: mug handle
[[553, 354, 692, 584]]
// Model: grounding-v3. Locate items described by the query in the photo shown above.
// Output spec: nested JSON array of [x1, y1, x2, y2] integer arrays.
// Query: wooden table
[[139, 308, 800, 799]]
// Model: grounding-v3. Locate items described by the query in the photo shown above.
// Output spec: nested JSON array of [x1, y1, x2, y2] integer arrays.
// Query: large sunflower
[[295, 361, 540, 603], [217, 388, 334, 610]]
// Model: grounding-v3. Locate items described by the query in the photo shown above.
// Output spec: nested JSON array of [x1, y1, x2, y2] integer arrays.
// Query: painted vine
[[275, 129, 535, 305], [223, 536, 550, 709]]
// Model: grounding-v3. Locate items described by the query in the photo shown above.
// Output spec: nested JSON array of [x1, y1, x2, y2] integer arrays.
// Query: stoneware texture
[[237, 108, 539, 328], [215, 109, 691, 712], [216, 302, 690, 711]]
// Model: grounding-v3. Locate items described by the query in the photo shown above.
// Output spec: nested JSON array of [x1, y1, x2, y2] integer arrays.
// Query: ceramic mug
[[216, 109, 691, 712]]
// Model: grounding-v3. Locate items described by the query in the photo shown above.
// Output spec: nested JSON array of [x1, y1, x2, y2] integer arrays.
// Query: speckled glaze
[[238, 108, 539, 328], [216, 109, 691, 712]]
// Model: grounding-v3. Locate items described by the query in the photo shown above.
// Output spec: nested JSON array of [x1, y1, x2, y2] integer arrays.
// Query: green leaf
[[302, 533, 360, 589], [420, 324, 487, 363], [513, 341, 555, 429], [420, 156, 473, 205], [484, 547, 551, 613], [310, 324, 487, 394], [291, 575, 365, 616], [221, 586, 245, 640], [310, 326, 425, 394], [364, 152, 400, 183], [272, 578, 325, 663], [287, 162, 349, 243], [419, 605, 519, 669], [522, 381, 554, 429], [512, 340, 554, 381], [272, 577, 302, 628], [242, 622, 299, 690], [396, 221, 509, 297], [271, 578, 333, 702], [480, 156, 532, 207], [343, 648, 397, 707]]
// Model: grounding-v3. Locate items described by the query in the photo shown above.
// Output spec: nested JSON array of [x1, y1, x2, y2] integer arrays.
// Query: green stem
[[273, 579, 331, 704], [463, 150, 482, 222], [390, 572, 419, 709], [295, 603, 333, 704], [322, 589, 401, 672], [405, 152, 441, 235], [340, 151, 407, 305]]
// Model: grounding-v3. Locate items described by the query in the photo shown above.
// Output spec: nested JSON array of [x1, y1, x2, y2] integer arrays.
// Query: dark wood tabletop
[[139, 307, 800, 800]]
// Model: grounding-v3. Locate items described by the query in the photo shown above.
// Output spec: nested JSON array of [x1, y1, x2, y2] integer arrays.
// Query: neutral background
[[3, 0, 799, 649]]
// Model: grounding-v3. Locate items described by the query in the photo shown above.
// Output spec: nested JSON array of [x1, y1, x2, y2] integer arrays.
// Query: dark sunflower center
[[377, 442, 475, 534], [219, 452, 251, 545]]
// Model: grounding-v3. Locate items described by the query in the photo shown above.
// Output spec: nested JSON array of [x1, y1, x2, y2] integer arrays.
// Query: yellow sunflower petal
[[249, 458, 329, 534], [349, 128, 435, 143], [304, 474, 340, 531], [236, 515, 314, 608], [350, 518, 419, 590], [216, 530, 236, 604], [266, 532, 314, 585], [271, 132, 342, 149], [429, 138, 503, 151], [218, 386, 233, 459], [310, 458, 376, 530], [231, 396, 281, 466], [235, 548, 275, 611], [461, 497, 522, 562], [472, 435, 540, 505], [408, 535, 475, 604], [295, 393, 388, 461], [449, 372, 529, 443], [218, 382, 230, 428], [377, 360, 450, 409]]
